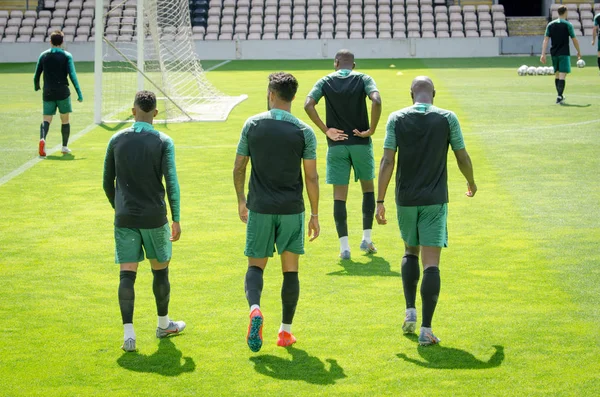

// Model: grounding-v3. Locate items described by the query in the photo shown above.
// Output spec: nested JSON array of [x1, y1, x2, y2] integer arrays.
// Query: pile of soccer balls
[[517, 65, 555, 76]]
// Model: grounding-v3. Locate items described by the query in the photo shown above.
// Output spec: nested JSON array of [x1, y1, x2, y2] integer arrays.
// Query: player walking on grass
[[33, 30, 83, 157], [591, 11, 600, 73], [376, 77, 476, 346], [304, 49, 382, 260], [234, 72, 320, 352], [103, 91, 185, 352], [541, 5, 581, 105]]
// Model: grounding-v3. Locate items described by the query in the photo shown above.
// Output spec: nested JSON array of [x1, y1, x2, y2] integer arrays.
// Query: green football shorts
[[245, 211, 305, 258], [396, 204, 448, 248], [43, 97, 72, 115], [114, 223, 172, 264], [551, 55, 571, 74], [326, 144, 375, 185]]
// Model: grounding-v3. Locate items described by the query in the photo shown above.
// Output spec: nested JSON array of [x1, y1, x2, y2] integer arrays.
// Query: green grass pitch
[[0, 57, 599, 396]]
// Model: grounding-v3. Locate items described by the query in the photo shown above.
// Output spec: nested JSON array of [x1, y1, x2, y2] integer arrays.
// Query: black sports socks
[[401, 254, 420, 309], [333, 200, 348, 238], [152, 267, 170, 317], [245, 266, 264, 307], [40, 121, 49, 140], [119, 271, 137, 324], [61, 123, 70, 147], [597, 57, 600, 70], [554, 78, 559, 95], [420, 267, 441, 328], [362, 192, 375, 231], [557, 79, 566, 97], [281, 272, 299, 324]]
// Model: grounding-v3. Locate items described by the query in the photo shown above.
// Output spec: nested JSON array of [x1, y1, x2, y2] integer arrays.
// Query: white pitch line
[[469, 118, 600, 135], [1, 60, 235, 188], [0, 123, 97, 187], [205, 60, 231, 72]]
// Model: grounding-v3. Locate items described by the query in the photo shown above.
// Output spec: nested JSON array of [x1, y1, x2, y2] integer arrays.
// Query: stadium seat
[[437, 30, 449, 38], [580, 4, 592, 13], [422, 31, 435, 38], [39, 10, 51, 19], [74, 35, 88, 42], [379, 30, 391, 38], [495, 29, 507, 37], [465, 30, 478, 37], [407, 31, 420, 37], [491, 5, 504, 13], [464, 12, 477, 23], [64, 18, 79, 27], [479, 20, 492, 31], [422, 13, 434, 23], [393, 30, 406, 38], [464, 21, 477, 31], [494, 21, 507, 31], [33, 26, 47, 35], [7, 18, 22, 27], [478, 12, 491, 22], [492, 12, 506, 22], [19, 26, 33, 36], [422, 22, 434, 32], [480, 30, 493, 37], [436, 13, 448, 23], [448, 5, 461, 14], [449, 13, 462, 23], [379, 21, 391, 32], [436, 21, 449, 32], [451, 31, 464, 37], [421, 5, 433, 14], [79, 17, 93, 27], [22, 18, 36, 27], [31, 35, 46, 42], [3, 34, 17, 42]]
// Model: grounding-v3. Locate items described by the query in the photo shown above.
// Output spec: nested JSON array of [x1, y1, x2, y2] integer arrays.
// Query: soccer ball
[[527, 66, 536, 75], [549, 66, 555, 74], [577, 59, 585, 68], [517, 65, 528, 76], [536, 67, 545, 75]]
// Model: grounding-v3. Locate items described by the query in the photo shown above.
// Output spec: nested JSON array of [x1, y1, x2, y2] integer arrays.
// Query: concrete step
[[507, 16, 548, 36]]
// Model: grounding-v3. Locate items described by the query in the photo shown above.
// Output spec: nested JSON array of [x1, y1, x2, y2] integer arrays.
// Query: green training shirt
[[384, 103, 465, 207], [308, 69, 378, 147], [103, 121, 180, 228], [545, 19, 576, 57], [33, 47, 83, 102], [237, 109, 317, 215]]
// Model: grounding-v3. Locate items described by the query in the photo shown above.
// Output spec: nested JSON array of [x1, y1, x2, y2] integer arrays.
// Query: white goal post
[[94, 0, 247, 124]]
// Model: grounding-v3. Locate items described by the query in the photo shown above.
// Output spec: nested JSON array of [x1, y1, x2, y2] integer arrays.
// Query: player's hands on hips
[[308, 215, 320, 242], [376, 203, 387, 225], [540, 55, 546, 64], [325, 128, 348, 142], [238, 201, 248, 223], [353, 129, 373, 138], [466, 181, 477, 197], [170, 221, 181, 241]]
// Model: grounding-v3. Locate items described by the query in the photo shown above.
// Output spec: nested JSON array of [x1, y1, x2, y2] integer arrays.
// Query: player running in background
[[376, 77, 476, 346], [540, 5, 581, 104], [103, 91, 184, 352], [33, 30, 83, 156], [234, 72, 320, 352], [304, 49, 382, 260], [591, 11, 600, 73]]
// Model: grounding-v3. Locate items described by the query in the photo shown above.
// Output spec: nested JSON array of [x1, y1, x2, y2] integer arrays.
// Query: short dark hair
[[558, 5, 567, 15], [268, 72, 298, 102], [335, 49, 355, 64], [134, 90, 157, 113], [50, 31, 64, 46]]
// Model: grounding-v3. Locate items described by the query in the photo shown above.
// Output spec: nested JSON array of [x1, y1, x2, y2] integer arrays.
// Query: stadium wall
[[1, 36, 597, 63]]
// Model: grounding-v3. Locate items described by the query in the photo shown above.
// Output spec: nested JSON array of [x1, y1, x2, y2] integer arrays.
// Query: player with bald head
[[376, 76, 476, 346], [304, 49, 382, 260]]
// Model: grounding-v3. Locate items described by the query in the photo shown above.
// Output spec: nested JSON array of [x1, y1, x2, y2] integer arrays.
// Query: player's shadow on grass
[[327, 255, 400, 277], [117, 337, 196, 376], [45, 154, 84, 161], [249, 347, 346, 385], [560, 103, 591, 108], [397, 342, 504, 370]]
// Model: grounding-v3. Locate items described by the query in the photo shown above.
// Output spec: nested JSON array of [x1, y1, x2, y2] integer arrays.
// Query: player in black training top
[[33, 31, 83, 156], [304, 49, 382, 260], [540, 5, 581, 104]]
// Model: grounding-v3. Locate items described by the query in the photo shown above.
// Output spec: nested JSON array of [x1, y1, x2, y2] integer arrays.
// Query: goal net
[[95, 0, 246, 123]]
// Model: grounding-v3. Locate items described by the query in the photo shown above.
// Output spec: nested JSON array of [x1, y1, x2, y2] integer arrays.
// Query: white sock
[[279, 323, 292, 333], [406, 308, 417, 316], [158, 315, 170, 329], [421, 326, 432, 334], [250, 304, 260, 313], [339, 236, 350, 252], [362, 229, 372, 243], [123, 323, 135, 340]]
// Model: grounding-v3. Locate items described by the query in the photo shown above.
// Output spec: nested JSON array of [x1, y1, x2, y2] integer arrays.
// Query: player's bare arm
[[303, 158, 320, 241], [353, 91, 382, 138], [376, 148, 397, 225], [303, 97, 347, 141], [572, 37, 582, 59], [233, 154, 249, 223], [540, 36, 549, 64], [454, 149, 477, 197]]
